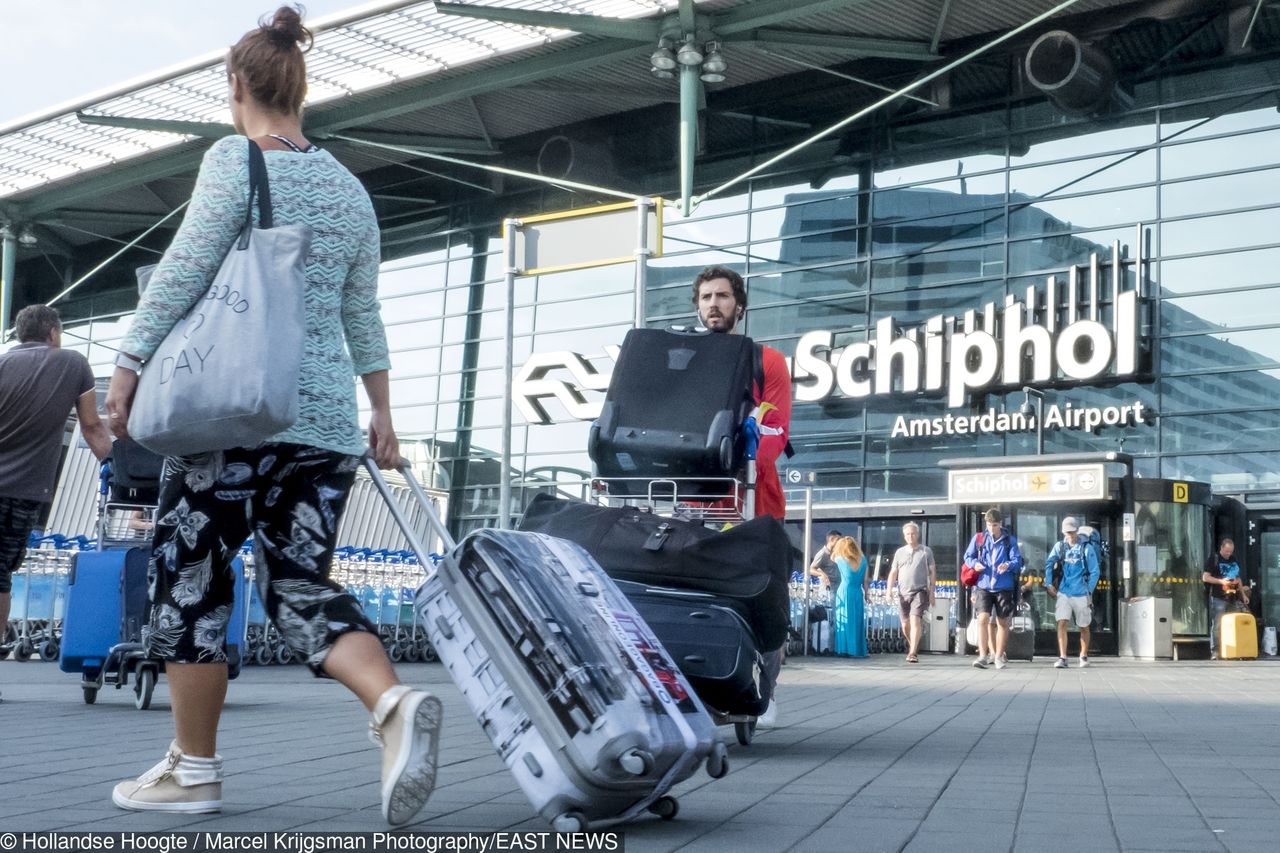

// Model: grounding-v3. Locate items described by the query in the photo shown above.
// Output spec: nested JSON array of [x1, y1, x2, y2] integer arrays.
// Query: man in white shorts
[[1043, 516, 1099, 669]]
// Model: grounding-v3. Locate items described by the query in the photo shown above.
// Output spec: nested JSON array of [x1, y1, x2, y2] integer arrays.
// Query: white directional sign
[[947, 463, 1108, 504]]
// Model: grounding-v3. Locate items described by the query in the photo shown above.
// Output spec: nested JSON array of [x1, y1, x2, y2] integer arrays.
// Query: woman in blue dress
[[832, 536, 869, 657]]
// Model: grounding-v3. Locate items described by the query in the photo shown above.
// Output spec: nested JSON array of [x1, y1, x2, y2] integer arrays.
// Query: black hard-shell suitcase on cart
[[364, 459, 728, 831], [1007, 601, 1035, 662], [588, 328, 758, 496], [614, 580, 767, 717]]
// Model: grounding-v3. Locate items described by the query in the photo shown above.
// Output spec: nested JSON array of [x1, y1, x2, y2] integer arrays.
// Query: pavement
[[2, 653, 1280, 852]]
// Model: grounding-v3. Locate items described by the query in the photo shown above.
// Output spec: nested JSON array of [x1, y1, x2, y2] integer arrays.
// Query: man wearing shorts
[[886, 521, 936, 663], [1044, 516, 1099, 669], [0, 305, 112, 687], [964, 508, 1023, 670]]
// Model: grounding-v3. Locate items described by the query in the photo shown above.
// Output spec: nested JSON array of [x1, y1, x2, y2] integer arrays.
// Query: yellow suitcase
[[1220, 612, 1258, 660]]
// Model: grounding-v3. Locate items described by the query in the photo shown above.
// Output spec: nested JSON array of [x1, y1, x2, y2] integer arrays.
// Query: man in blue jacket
[[1044, 516, 1100, 669], [963, 508, 1023, 670]]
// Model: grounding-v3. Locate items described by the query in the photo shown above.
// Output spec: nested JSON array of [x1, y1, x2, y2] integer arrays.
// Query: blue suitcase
[[59, 547, 147, 675], [61, 548, 249, 707]]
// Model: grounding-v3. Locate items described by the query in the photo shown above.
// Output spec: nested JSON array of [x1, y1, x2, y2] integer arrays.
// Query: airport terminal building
[[3, 0, 1280, 654]]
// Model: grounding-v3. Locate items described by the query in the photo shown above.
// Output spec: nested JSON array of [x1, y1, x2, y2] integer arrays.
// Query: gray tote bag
[[130, 140, 311, 457]]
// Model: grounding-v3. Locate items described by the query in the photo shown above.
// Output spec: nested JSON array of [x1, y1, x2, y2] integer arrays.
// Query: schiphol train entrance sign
[[948, 463, 1109, 503]]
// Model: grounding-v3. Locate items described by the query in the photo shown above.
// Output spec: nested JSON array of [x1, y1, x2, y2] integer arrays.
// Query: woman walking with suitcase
[[103, 6, 442, 825], [831, 537, 868, 657]]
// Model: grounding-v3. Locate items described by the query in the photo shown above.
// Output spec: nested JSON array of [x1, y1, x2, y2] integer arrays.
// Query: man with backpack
[[1044, 516, 1100, 669], [963, 508, 1023, 670]]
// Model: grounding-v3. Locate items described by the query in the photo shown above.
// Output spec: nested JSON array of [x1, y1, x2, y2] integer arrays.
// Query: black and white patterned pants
[[0, 496, 44, 595], [145, 443, 377, 674]]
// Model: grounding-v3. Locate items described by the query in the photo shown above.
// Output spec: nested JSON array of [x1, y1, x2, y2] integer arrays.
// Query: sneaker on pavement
[[1053, 657, 1068, 669], [112, 741, 222, 813], [757, 700, 779, 728], [972, 658, 987, 669], [994, 656, 1008, 670], [1078, 656, 1091, 668], [369, 685, 444, 826]]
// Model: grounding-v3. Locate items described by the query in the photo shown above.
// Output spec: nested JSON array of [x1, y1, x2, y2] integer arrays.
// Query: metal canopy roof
[[0, 0, 662, 200], [1, 0, 1267, 304]]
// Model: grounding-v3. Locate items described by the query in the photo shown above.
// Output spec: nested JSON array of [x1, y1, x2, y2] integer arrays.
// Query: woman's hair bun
[[263, 4, 313, 51]]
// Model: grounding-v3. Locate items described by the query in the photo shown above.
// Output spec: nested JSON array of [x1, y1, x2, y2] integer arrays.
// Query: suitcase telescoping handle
[[362, 454, 456, 563]]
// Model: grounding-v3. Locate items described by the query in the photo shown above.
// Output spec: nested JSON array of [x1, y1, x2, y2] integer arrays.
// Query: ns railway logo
[[514, 242, 1148, 431]]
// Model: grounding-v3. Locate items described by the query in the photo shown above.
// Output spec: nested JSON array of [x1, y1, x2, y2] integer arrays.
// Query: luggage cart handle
[[361, 455, 456, 561]]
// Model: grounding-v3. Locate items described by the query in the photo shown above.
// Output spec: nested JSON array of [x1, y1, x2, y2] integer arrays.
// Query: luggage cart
[[5, 534, 78, 661], [590, 443, 771, 746]]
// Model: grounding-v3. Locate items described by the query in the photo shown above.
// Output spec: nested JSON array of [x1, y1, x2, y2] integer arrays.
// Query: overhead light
[[699, 70, 725, 83], [17, 225, 37, 247], [650, 38, 676, 71], [650, 66, 675, 80], [676, 36, 703, 67], [701, 41, 726, 74]]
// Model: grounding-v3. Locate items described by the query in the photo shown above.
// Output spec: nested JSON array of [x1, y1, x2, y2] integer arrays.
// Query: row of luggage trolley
[[0, 533, 92, 662], [788, 578, 961, 655]]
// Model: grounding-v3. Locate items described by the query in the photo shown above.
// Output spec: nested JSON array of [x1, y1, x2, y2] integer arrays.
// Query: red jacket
[[752, 345, 792, 520]]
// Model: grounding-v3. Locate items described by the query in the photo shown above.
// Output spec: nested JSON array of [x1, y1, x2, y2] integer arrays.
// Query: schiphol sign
[[794, 242, 1140, 408], [513, 241, 1149, 440]]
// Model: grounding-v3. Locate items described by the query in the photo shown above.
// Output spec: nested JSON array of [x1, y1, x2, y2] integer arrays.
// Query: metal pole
[[0, 231, 15, 342], [634, 197, 652, 329], [499, 219, 519, 530], [802, 485, 813, 657], [1036, 397, 1045, 455], [678, 63, 698, 216]]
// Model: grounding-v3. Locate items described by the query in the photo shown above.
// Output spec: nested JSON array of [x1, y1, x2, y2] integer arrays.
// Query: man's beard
[[700, 311, 737, 333]]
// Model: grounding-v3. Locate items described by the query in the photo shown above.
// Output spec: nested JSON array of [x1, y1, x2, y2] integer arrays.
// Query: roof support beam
[[432, 2, 660, 41], [76, 113, 231, 139], [735, 29, 937, 61], [17, 144, 208, 218], [309, 38, 643, 132], [714, 0, 877, 36]]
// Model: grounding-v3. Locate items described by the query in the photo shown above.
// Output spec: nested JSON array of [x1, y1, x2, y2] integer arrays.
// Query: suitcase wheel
[[705, 743, 729, 779], [133, 666, 156, 711], [735, 720, 756, 746], [552, 811, 588, 833], [82, 685, 98, 705], [648, 796, 679, 821]]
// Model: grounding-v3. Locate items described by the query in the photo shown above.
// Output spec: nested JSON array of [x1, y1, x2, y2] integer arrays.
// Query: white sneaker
[[994, 656, 1007, 670], [369, 685, 444, 826], [112, 741, 222, 813], [1053, 657, 1068, 669], [1078, 656, 1090, 668], [757, 700, 779, 728]]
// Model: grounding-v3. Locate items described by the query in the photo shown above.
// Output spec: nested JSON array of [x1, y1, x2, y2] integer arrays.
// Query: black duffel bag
[[110, 437, 164, 504], [517, 493, 794, 650]]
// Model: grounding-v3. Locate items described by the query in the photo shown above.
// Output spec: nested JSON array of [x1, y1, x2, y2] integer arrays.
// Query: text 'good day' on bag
[[129, 139, 311, 457]]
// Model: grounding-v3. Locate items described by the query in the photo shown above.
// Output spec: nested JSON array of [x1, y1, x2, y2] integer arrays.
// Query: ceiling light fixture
[[650, 37, 676, 71], [676, 36, 703, 67], [17, 225, 37, 247], [701, 41, 726, 74]]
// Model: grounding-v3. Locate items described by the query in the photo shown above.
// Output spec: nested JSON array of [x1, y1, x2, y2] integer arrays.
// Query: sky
[[0, 0, 361, 126]]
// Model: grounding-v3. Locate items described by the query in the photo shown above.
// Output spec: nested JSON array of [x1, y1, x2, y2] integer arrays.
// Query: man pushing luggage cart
[[578, 266, 794, 742]]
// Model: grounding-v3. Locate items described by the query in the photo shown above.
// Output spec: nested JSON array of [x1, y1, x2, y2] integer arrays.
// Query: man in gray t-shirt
[[0, 305, 112, 660], [808, 529, 843, 591], [885, 521, 937, 663]]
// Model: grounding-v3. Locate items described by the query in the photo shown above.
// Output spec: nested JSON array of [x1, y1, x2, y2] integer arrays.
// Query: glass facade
[[49, 21, 1280, 543]]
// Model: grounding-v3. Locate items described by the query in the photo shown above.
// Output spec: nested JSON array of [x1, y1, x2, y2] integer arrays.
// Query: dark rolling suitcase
[[615, 580, 767, 717], [365, 459, 728, 831], [588, 328, 757, 496], [1007, 602, 1035, 662]]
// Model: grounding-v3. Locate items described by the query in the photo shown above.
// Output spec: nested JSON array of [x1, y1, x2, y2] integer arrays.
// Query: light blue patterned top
[[122, 135, 389, 456]]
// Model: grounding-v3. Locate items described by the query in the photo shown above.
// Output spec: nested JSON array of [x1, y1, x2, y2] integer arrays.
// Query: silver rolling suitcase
[[365, 459, 729, 831]]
